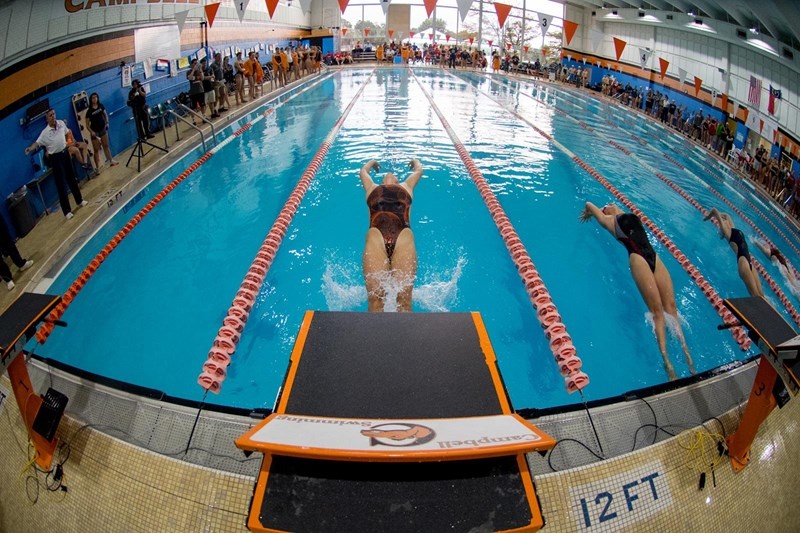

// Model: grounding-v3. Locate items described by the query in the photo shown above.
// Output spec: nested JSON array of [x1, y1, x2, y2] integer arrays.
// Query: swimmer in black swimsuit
[[581, 201, 694, 380], [360, 158, 423, 312], [703, 208, 764, 298]]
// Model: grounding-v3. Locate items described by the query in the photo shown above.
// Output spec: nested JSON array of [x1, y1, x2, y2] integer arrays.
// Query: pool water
[[35, 68, 800, 411]]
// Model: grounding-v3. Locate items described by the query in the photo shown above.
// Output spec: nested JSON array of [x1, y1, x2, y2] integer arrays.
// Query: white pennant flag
[[175, 10, 191, 33], [590, 28, 603, 53], [537, 12, 550, 45], [678, 67, 687, 87], [638, 48, 650, 69], [745, 109, 760, 131], [236, 0, 251, 23], [456, 0, 472, 22], [299, 0, 313, 14], [763, 116, 778, 142]]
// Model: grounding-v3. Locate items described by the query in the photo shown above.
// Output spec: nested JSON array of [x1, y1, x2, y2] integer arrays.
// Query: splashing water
[[321, 256, 467, 312], [644, 311, 691, 339]]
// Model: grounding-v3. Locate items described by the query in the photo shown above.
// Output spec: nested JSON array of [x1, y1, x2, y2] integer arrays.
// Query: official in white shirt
[[24, 108, 87, 219]]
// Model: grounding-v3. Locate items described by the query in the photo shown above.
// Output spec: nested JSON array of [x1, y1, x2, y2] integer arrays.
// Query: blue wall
[[1, 39, 293, 236]]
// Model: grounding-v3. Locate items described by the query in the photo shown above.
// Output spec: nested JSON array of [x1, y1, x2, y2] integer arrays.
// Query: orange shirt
[[279, 51, 289, 71], [243, 58, 255, 77]]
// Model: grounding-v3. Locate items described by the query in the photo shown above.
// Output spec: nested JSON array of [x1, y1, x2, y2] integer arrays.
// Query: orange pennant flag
[[694, 76, 702, 96], [469, 37, 474, 45], [524, 45, 529, 53], [337, 0, 350, 14], [564, 20, 578, 46], [423, 0, 437, 18], [429, 33, 434, 40], [506, 42, 511, 50], [721, 93, 728, 111], [488, 40, 493, 47], [265, 0, 279, 18], [205, 3, 220, 27], [409, 31, 415, 38], [446, 34, 450, 42], [494, 3, 512, 28], [742, 107, 749, 124], [389, 30, 394, 38], [364, 28, 370, 36], [342, 28, 348, 36], [659, 57, 669, 79], [613, 37, 626, 61], [760, 119, 765, 134]]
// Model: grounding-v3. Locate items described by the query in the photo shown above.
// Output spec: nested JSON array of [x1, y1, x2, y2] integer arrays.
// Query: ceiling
[[562, 0, 800, 51]]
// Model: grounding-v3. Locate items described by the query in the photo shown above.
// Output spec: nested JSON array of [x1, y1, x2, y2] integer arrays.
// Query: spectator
[[85, 92, 118, 170], [24, 108, 88, 219], [0, 217, 33, 290]]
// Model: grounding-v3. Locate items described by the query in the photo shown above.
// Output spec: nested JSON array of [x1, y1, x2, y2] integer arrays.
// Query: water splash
[[321, 256, 467, 312], [644, 311, 690, 338]]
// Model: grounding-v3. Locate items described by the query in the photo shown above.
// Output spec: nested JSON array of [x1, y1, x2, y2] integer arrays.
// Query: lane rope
[[198, 70, 375, 393], [37, 73, 336, 345], [412, 70, 589, 394]]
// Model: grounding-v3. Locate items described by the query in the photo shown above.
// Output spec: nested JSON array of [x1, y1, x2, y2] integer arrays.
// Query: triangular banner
[[205, 3, 220, 26], [469, 37, 474, 45], [590, 28, 603, 53], [694, 76, 702, 96], [537, 12, 550, 45], [456, 0, 473, 22], [446, 34, 450, 42], [380, 0, 391, 16], [678, 67, 687, 87], [235, 0, 249, 23], [337, 0, 350, 14], [564, 20, 578, 46], [524, 45, 529, 53], [265, 0, 279, 19], [659, 57, 669, 79], [423, 0, 437, 18], [175, 10, 190, 33], [721, 93, 728, 111], [429, 33, 434, 40], [364, 28, 370, 36], [409, 31, 415, 38], [299, 0, 312, 14], [612, 37, 626, 61], [638, 48, 650, 69], [506, 42, 512, 50], [342, 28, 348, 36], [388, 29, 394, 38], [488, 40, 493, 47], [494, 3, 512, 28], [745, 108, 759, 131]]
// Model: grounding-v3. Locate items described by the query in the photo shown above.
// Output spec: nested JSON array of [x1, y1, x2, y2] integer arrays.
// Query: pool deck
[[2, 67, 800, 531]]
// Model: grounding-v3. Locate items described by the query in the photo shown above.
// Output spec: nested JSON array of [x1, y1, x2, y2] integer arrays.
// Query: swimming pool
[[33, 67, 800, 411]]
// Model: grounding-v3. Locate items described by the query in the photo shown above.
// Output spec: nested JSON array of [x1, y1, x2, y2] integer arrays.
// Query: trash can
[[7, 186, 36, 238]]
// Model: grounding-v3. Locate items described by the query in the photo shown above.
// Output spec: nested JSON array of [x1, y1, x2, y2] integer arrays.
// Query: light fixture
[[612, 9, 618, 15], [750, 26, 759, 34], [688, 9, 695, 16]]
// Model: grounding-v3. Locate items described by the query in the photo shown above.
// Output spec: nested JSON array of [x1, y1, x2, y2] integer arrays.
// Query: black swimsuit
[[367, 185, 411, 259], [729, 228, 753, 269], [614, 214, 657, 272]]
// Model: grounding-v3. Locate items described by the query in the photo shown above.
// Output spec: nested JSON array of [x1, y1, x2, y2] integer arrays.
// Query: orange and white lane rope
[[198, 70, 375, 394], [412, 70, 589, 394]]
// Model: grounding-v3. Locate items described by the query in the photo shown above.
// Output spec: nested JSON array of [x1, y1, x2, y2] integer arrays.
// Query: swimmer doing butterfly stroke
[[581, 201, 695, 380], [360, 158, 423, 312]]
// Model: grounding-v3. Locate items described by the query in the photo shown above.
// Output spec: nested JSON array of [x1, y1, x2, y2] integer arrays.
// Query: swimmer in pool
[[752, 238, 800, 292], [703, 208, 764, 298], [360, 158, 423, 312], [580, 201, 694, 380]]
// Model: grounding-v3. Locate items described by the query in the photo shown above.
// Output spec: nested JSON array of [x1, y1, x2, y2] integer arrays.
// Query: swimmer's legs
[[392, 229, 417, 312], [363, 228, 389, 312]]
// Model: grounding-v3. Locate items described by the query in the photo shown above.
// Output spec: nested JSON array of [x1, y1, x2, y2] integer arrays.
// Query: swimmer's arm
[[703, 207, 721, 222], [579, 202, 614, 231], [404, 159, 423, 190], [359, 159, 379, 191]]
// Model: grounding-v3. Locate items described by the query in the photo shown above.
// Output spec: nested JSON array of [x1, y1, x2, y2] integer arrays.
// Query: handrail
[[167, 109, 207, 153], [177, 103, 218, 146]]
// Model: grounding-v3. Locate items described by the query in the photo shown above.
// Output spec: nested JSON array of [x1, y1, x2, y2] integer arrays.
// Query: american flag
[[748, 75, 762, 107]]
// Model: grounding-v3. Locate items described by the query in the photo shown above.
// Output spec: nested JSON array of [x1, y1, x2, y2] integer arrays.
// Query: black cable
[[703, 416, 727, 438], [631, 424, 678, 452], [547, 438, 606, 472], [638, 397, 659, 445], [579, 390, 605, 456], [184, 390, 208, 457]]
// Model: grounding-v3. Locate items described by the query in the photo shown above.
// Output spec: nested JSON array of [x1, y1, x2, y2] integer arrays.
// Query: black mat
[[257, 312, 535, 532], [282, 312, 506, 418], [725, 297, 797, 351], [0, 293, 60, 363]]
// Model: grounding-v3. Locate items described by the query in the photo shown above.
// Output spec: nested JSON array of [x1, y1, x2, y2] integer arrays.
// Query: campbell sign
[[65, 0, 201, 14]]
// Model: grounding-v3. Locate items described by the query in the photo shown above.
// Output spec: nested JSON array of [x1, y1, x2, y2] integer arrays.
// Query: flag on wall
[[768, 85, 782, 115], [564, 20, 578, 46], [748, 75, 762, 107]]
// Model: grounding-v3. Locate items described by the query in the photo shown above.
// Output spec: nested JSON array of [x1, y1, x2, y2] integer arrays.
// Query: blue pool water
[[35, 68, 800, 411]]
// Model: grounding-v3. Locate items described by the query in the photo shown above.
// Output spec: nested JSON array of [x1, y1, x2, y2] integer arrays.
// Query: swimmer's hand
[[409, 159, 421, 171], [364, 159, 380, 172], [578, 207, 593, 223]]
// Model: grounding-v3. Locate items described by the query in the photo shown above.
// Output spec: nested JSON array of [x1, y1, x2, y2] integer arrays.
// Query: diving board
[[236, 311, 555, 533]]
